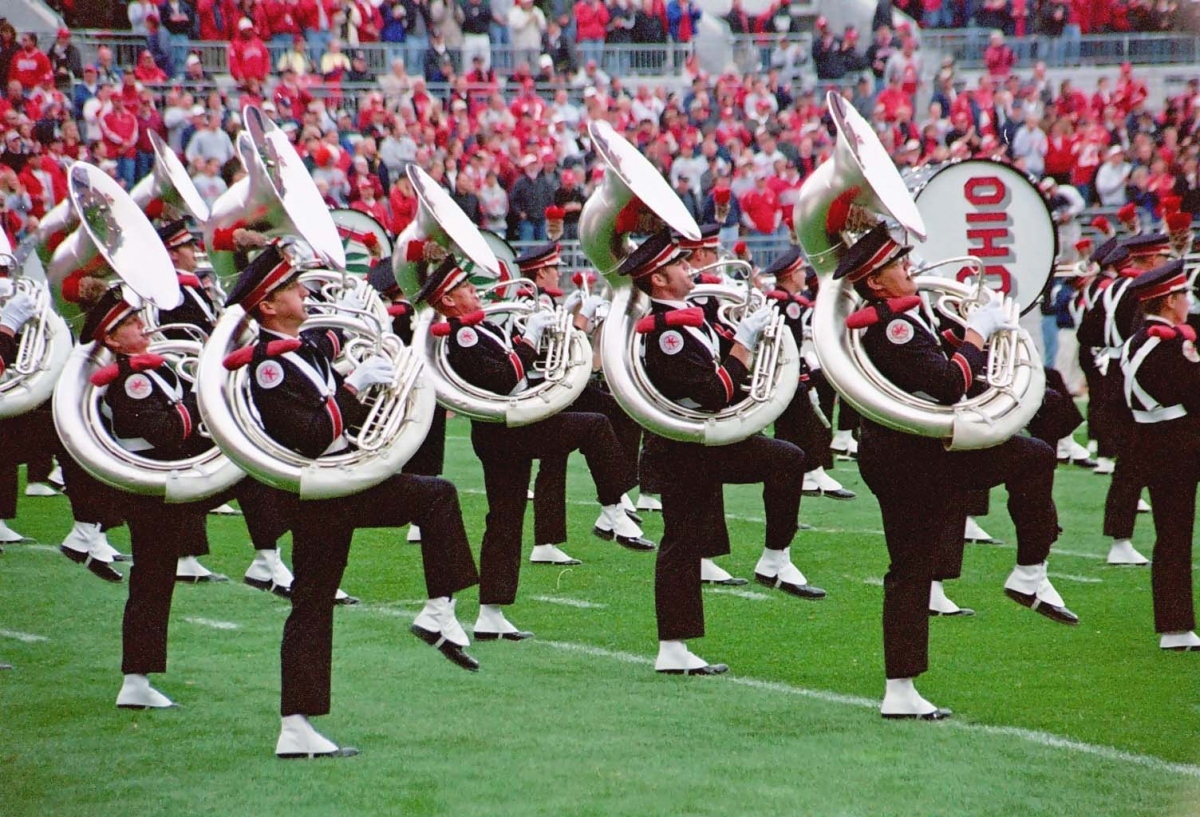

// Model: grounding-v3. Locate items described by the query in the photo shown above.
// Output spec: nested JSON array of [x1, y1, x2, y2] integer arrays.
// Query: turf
[[1, 416, 1198, 816]]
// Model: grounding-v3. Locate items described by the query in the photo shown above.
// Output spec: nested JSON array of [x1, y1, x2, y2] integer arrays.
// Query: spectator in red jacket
[[133, 49, 168, 84], [574, 0, 610, 73], [739, 173, 781, 235], [196, 0, 237, 40], [100, 95, 139, 190], [388, 172, 418, 234], [984, 31, 1015, 79], [134, 94, 165, 179], [8, 33, 51, 91], [228, 18, 271, 83]]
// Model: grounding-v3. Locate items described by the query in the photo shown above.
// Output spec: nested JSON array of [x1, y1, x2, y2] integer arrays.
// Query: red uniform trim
[[716, 365, 734, 402]]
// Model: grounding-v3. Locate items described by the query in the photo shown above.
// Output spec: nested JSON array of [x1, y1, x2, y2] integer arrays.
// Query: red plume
[[1166, 212, 1192, 233], [713, 186, 731, 205], [825, 186, 862, 235], [405, 239, 427, 262], [1118, 203, 1137, 225]]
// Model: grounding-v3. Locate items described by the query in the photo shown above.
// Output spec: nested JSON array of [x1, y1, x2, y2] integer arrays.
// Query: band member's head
[[1121, 232, 1172, 273], [416, 255, 480, 317], [1129, 258, 1190, 323], [157, 219, 199, 273], [833, 223, 914, 301], [763, 245, 804, 292], [673, 224, 721, 270], [225, 239, 319, 333], [619, 229, 693, 300], [367, 256, 402, 302], [515, 242, 562, 292], [79, 278, 149, 356]]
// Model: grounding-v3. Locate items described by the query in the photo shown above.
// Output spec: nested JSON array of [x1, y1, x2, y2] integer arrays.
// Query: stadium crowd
[[1, 4, 1200, 254]]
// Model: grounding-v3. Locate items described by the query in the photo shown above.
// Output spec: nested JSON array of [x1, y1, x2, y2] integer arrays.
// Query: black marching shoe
[[592, 525, 656, 551], [409, 624, 480, 672], [656, 663, 729, 676], [754, 572, 826, 599], [881, 708, 953, 721], [61, 546, 123, 582], [1003, 588, 1080, 626]]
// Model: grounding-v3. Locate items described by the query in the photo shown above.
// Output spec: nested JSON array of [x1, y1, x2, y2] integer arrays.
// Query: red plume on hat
[[1166, 212, 1192, 233], [713, 186, 731, 205], [1117, 202, 1138, 227], [1162, 195, 1182, 215], [544, 205, 565, 220], [1074, 238, 1093, 255], [405, 239, 427, 262], [825, 186, 861, 235], [734, 240, 747, 255], [1090, 215, 1114, 237]]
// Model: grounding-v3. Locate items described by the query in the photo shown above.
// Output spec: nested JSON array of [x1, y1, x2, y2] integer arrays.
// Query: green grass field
[[2, 416, 1199, 816]]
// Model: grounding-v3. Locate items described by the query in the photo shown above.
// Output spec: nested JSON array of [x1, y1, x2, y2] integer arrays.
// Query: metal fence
[[70, 31, 695, 80], [920, 30, 1200, 69]]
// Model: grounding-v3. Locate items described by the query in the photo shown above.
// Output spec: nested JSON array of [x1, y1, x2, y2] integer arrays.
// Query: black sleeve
[[0, 332, 15, 368], [643, 328, 750, 412], [446, 332, 539, 396], [105, 365, 196, 455], [1141, 338, 1200, 417]]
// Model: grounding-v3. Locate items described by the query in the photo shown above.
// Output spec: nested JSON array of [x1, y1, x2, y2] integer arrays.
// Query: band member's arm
[[301, 327, 373, 427], [0, 331, 15, 371], [1140, 334, 1200, 416], [447, 330, 539, 396], [647, 332, 750, 411]]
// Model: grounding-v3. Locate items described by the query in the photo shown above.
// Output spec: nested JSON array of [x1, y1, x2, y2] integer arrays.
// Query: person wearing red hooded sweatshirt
[[228, 18, 271, 83], [100, 95, 138, 191], [8, 33, 51, 92], [196, 0, 237, 40], [574, 0, 609, 74], [740, 173, 781, 236]]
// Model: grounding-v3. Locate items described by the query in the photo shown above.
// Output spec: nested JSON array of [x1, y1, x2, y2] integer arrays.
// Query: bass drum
[[905, 159, 1057, 315]]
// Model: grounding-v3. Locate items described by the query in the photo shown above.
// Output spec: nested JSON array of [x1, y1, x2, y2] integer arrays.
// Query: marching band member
[[762, 247, 856, 502], [223, 239, 481, 758], [155, 219, 228, 583], [418, 248, 649, 640], [1120, 259, 1200, 652], [77, 278, 217, 709], [624, 229, 824, 675], [515, 241, 646, 565], [837, 223, 1077, 719], [1074, 236, 1125, 474], [366, 257, 449, 546], [0, 276, 40, 545], [1080, 232, 1174, 566]]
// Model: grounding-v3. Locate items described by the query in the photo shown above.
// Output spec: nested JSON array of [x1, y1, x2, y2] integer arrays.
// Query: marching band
[[1, 93, 1197, 757]]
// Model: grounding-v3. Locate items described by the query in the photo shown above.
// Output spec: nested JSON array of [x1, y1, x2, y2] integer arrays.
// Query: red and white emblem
[[786, 302, 802, 321], [659, 330, 684, 355], [457, 327, 478, 348], [125, 374, 152, 400], [886, 319, 914, 345], [256, 360, 285, 389], [1184, 340, 1199, 363]]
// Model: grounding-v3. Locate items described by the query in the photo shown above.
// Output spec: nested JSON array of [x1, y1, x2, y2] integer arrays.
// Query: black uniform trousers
[[121, 493, 216, 674], [237, 477, 293, 551], [469, 411, 635, 606], [532, 384, 642, 545], [403, 406, 448, 477], [774, 383, 833, 470], [647, 434, 805, 642], [816, 374, 861, 435], [1095, 373, 1146, 540], [0, 405, 57, 519], [1136, 423, 1198, 634], [282, 472, 478, 717], [859, 425, 1057, 679]]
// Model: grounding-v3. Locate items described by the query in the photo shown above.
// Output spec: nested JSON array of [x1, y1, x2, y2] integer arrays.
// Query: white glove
[[0, 291, 36, 333], [562, 289, 584, 312], [578, 294, 606, 320], [965, 298, 1014, 341], [335, 285, 367, 313], [733, 304, 774, 351], [522, 311, 558, 348], [345, 355, 394, 392]]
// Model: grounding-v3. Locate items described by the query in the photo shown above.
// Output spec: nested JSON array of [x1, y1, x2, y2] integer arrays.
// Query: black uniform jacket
[[640, 298, 749, 412], [97, 352, 210, 462], [224, 327, 368, 460]]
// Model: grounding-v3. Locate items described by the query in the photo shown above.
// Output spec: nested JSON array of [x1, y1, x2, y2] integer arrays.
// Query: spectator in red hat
[[229, 19, 271, 83], [46, 28, 82, 92], [8, 33, 51, 92]]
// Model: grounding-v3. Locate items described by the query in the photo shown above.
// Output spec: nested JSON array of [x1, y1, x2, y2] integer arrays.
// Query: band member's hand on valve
[[522, 310, 558, 348], [0, 291, 37, 334], [965, 296, 1014, 341], [344, 355, 395, 393], [734, 304, 775, 351], [335, 285, 368, 313]]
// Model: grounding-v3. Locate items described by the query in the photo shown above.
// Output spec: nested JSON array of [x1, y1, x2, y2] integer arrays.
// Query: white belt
[[1132, 405, 1187, 424]]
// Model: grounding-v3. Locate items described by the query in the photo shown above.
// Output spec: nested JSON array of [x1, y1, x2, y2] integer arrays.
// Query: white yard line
[[530, 595, 607, 609], [1048, 572, 1103, 584], [0, 628, 48, 643], [705, 588, 772, 601], [535, 639, 1200, 781], [861, 577, 885, 587], [183, 617, 240, 631]]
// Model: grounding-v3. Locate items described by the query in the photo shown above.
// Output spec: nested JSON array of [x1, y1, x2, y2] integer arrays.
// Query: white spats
[[244, 549, 277, 584], [414, 597, 469, 647], [1093, 457, 1115, 475], [596, 505, 644, 539], [529, 544, 580, 564], [880, 677, 941, 718], [654, 640, 708, 672], [62, 522, 104, 559], [1160, 631, 1200, 651], [275, 714, 357, 758], [1005, 563, 1065, 607], [964, 517, 997, 543], [24, 482, 57, 497], [754, 547, 807, 586], [474, 604, 522, 636], [1107, 539, 1149, 566], [831, 429, 858, 458], [0, 520, 29, 543], [209, 502, 241, 515], [116, 674, 174, 709], [407, 525, 421, 543], [176, 555, 216, 580], [1137, 498, 1152, 513], [635, 492, 662, 511], [929, 581, 962, 615], [700, 558, 735, 583]]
